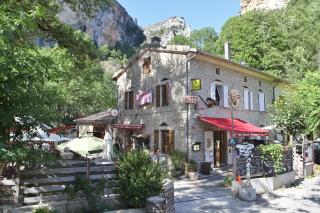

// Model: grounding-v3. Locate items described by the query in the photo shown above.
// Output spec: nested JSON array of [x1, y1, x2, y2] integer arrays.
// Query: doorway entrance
[[213, 131, 227, 167]]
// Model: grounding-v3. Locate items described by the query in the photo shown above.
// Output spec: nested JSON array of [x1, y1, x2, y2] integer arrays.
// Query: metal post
[[86, 155, 90, 179], [231, 109, 237, 181]]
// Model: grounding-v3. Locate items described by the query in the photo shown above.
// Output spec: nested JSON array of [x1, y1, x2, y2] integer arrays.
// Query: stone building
[[112, 40, 286, 166], [74, 109, 116, 139]]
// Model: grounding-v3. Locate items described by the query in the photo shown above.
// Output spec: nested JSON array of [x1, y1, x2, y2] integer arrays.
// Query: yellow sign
[[191, 79, 201, 91]]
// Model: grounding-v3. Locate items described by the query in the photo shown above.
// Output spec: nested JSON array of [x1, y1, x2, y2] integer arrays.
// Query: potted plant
[[185, 160, 198, 180]]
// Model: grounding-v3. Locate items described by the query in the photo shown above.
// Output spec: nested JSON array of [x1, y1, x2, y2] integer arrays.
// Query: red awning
[[113, 124, 144, 130], [198, 116, 268, 136]]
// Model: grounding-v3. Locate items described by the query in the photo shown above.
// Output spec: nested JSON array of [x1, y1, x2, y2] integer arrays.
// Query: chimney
[[224, 42, 231, 60], [150, 36, 161, 47]]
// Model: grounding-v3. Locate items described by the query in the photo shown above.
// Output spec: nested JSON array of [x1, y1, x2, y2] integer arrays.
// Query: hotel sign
[[184, 96, 198, 104]]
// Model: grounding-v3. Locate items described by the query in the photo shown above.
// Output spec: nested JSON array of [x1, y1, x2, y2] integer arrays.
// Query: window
[[210, 82, 229, 107], [244, 76, 247, 82], [243, 89, 253, 110], [124, 90, 134, 110], [156, 83, 169, 107], [258, 92, 265, 112], [143, 57, 151, 74], [216, 68, 220, 75], [154, 129, 175, 154]]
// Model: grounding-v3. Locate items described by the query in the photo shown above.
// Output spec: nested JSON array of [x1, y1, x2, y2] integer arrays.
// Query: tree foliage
[[0, 0, 117, 164], [216, 0, 320, 81], [170, 27, 218, 55], [270, 72, 320, 136]]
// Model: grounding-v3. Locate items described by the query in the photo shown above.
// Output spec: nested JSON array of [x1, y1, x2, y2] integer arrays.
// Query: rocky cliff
[[58, 1, 145, 48], [241, 0, 290, 14], [144, 17, 191, 45]]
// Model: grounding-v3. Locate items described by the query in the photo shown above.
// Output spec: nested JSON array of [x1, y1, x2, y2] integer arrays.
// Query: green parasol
[[57, 136, 104, 155]]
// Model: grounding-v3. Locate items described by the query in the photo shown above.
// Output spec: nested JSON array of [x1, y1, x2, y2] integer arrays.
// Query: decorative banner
[[136, 90, 152, 106], [191, 79, 201, 91], [184, 96, 198, 104]]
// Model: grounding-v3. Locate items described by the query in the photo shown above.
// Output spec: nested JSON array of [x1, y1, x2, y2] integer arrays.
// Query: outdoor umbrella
[[57, 136, 104, 155]]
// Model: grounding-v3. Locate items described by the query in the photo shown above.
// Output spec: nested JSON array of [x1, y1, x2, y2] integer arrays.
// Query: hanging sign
[[184, 96, 198, 104], [229, 89, 240, 108]]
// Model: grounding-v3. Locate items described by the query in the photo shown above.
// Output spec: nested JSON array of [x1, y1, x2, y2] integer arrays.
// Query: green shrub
[[116, 150, 167, 208], [169, 150, 187, 170], [64, 176, 106, 212], [185, 159, 197, 172], [223, 175, 233, 187], [32, 207, 58, 213], [259, 144, 284, 174]]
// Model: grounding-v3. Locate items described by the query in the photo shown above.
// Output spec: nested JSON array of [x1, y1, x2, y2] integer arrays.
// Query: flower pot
[[186, 171, 199, 180]]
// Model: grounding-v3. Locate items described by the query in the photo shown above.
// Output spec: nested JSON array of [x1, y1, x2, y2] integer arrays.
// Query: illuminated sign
[[191, 79, 201, 91]]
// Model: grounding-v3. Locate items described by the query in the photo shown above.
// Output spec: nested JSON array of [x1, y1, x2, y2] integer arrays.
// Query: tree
[[216, 0, 320, 81], [270, 72, 320, 137], [0, 0, 115, 165], [170, 27, 218, 54]]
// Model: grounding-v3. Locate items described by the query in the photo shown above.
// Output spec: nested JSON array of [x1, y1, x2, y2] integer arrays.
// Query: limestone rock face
[[240, 0, 290, 14], [58, 1, 145, 47], [144, 17, 191, 45]]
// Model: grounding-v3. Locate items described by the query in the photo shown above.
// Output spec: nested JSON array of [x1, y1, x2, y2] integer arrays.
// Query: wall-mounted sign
[[192, 142, 201, 151], [191, 79, 201, 91], [184, 96, 198, 104], [229, 137, 238, 146]]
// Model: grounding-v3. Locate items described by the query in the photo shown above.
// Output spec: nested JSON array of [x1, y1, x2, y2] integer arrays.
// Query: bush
[[169, 150, 187, 170], [186, 159, 197, 172], [32, 207, 58, 213], [64, 176, 106, 212], [116, 150, 167, 208], [259, 144, 284, 174]]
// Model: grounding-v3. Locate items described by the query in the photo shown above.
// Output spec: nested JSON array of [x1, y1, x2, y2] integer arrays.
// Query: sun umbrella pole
[[86, 154, 90, 179]]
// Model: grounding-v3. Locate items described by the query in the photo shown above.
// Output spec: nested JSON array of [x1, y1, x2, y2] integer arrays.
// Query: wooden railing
[[0, 159, 117, 206]]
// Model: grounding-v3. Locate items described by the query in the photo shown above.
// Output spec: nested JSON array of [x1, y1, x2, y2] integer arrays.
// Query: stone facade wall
[[116, 46, 285, 164], [186, 59, 278, 163], [116, 47, 189, 152]]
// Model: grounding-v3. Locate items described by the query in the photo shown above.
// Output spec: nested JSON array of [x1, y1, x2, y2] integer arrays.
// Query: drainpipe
[[185, 52, 198, 161]]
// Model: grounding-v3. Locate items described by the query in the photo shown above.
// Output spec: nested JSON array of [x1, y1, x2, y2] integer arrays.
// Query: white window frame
[[258, 92, 266, 112], [244, 89, 254, 110], [210, 82, 228, 108]]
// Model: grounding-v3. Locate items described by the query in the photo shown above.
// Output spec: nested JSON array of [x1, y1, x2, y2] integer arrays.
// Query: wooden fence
[[0, 159, 117, 206]]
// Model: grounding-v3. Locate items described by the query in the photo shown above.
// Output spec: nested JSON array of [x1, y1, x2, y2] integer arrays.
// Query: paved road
[[174, 175, 320, 213]]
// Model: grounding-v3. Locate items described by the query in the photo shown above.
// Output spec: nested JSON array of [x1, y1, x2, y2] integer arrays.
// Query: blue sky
[[117, 0, 240, 33]]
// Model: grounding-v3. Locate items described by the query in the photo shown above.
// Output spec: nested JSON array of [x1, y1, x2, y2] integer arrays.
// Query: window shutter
[[129, 91, 134, 109], [168, 130, 175, 154], [124, 92, 128, 109], [259, 93, 265, 111], [162, 83, 169, 106], [156, 85, 161, 107], [243, 89, 249, 110], [250, 91, 254, 110], [154, 130, 159, 150], [223, 85, 229, 108], [210, 82, 216, 100]]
